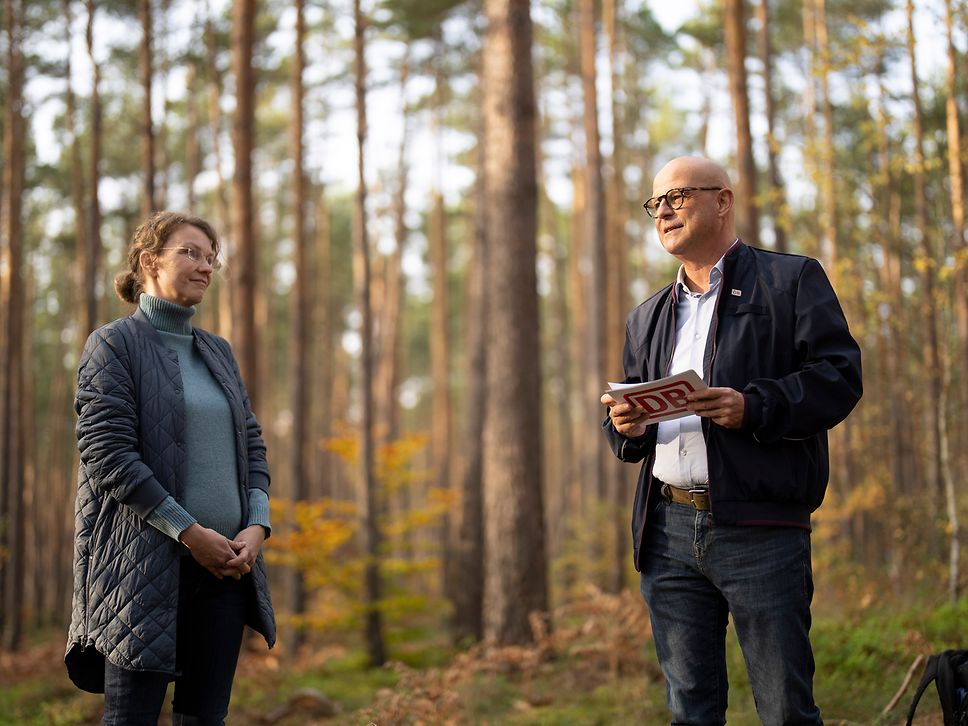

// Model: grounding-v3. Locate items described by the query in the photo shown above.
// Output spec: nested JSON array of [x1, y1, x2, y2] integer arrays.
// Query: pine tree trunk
[[906, 0, 955, 596], [724, 0, 759, 247], [944, 0, 968, 477], [1, 0, 27, 650], [452, 109, 487, 644], [205, 11, 231, 338], [755, 0, 787, 252], [481, 0, 548, 645], [140, 0, 155, 217], [353, 0, 386, 667], [288, 0, 311, 651], [230, 0, 259, 408], [84, 0, 103, 336]]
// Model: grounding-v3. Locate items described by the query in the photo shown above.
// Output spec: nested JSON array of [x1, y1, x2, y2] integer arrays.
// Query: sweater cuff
[[146, 496, 198, 542], [247, 488, 271, 538]]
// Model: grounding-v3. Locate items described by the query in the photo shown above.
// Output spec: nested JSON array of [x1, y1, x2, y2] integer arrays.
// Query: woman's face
[[142, 224, 216, 308]]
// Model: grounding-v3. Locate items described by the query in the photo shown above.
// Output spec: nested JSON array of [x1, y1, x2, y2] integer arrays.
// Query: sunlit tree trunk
[[84, 0, 103, 335], [64, 0, 87, 308], [578, 0, 607, 522], [724, 0, 759, 247], [428, 39, 454, 605], [139, 0, 155, 217], [230, 0, 259, 408], [481, 0, 548, 645], [906, 0, 957, 601], [944, 0, 968, 467], [353, 0, 386, 667], [312, 187, 334, 501], [755, 0, 787, 252], [288, 0, 311, 651], [185, 61, 200, 213], [603, 0, 629, 594], [205, 10, 231, 338], [1, 0, 27, 650], [813, 0, 837, 276]]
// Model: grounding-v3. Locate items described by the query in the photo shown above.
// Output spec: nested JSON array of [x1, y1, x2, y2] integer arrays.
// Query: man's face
[[650, 163, 724, 260]]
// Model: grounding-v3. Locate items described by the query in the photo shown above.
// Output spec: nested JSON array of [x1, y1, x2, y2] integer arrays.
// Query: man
[[601, 156, 862, 724]]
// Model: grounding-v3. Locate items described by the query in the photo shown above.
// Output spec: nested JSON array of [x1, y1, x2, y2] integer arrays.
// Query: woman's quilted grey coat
[[66, 309, 275, 693]]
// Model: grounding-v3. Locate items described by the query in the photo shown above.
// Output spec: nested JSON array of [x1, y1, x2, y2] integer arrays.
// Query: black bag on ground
[[906, 650, 968, 725]]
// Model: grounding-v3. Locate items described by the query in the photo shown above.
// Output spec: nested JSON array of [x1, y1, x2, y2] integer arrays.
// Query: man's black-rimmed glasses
[[643, 187, 723, 218]]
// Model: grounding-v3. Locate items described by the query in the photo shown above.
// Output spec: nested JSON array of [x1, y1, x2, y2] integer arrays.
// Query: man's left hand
[[687, 387, 745, 428]]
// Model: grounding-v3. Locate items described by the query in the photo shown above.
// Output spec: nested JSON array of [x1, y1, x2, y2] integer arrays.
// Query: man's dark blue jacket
[[602, 242, 862, 571]]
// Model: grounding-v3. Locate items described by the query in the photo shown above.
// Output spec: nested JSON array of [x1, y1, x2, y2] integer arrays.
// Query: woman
[[66, 211, 275, 725]]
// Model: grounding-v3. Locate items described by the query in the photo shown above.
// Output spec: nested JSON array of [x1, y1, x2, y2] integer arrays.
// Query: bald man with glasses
[[602, 156, 862, 724]]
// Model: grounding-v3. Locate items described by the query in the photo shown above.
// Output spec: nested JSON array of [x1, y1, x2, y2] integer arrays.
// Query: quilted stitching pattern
[[67, 314, 275, 690]]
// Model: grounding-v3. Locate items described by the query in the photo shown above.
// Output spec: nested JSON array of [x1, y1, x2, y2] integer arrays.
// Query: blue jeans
[[102, 557, 247, 726], [639, 499, 821, 726]]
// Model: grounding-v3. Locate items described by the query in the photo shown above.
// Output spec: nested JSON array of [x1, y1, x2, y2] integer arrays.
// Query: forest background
[[1, 0, 968, 723]]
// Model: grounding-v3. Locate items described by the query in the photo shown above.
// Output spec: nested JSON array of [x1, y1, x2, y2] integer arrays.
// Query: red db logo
[[625, 379, 698, 419]]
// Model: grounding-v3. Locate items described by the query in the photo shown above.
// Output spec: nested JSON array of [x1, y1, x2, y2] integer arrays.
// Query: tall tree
[[603, 0, 631, 594], [139, 0, 155, 217], [723, 0, 760, 246], [230, 0, 259, 408], [813, 0, 838, 274], [353, 0, 386, 667], [755, 0, 787, 252], [944, 0, 968, 460], [288, 0, 311, 650], [453, 95, 487, 644], [577, 0, 607, 531], [428, 38, 454, 604], [906, 0, 957, 600], [481, 0, 548, 644], [205, 9, 231, 337], [1, 0, 27, 651], [83, 0, 103, 336]]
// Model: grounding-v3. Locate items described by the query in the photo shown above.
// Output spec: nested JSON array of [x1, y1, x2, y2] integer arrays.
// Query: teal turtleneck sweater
[[140, 293, 270, 542]]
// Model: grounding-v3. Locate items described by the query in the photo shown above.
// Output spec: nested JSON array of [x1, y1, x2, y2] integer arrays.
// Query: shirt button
[[680, 450, 688, 457]]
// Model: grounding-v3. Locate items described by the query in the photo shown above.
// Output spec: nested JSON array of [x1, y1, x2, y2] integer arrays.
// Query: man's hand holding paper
[[601, 369, 745, 435]]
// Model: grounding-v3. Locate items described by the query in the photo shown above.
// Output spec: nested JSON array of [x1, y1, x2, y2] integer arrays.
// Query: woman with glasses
[[66, 211, 275, 725]]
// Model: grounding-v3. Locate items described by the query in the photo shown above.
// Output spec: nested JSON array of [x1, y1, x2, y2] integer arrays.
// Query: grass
[[2, 595, 963, 725]]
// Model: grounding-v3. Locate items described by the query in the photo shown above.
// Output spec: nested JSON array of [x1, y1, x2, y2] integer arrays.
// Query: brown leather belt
[[661, 483, 711, 511]]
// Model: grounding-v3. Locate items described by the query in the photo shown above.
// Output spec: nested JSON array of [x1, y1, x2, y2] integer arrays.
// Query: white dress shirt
[[651, 258, 725, 489]]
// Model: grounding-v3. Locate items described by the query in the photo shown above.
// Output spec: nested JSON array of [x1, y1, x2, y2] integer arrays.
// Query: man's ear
[[718, 188, 735, 216]]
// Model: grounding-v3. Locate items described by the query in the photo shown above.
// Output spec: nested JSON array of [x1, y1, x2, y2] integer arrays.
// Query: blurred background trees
[[0, 0, 966, 661]]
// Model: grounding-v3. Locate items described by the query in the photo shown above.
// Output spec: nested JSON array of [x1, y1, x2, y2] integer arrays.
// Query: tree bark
[[230, 0, 259, 409], [1, 0, 27, 650], [906, 0, 956, 600], [205, 11, 231, 338], [813, 0, 838, 276], [288, 0, 311, 651], [140, 0, 155, 217], [724, 0, 760, 247], [481, 0, 548, 645], [353, 0, 386, 667], [452, 102, 487, 645], [944, 0, 968, 468], [755, 0, 787, 252], [84, 0, 103, 336]]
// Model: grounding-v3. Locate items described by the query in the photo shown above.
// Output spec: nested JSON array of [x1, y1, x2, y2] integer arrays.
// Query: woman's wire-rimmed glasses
[[643, 187, 723, 218], [162, 246, 222, 270]]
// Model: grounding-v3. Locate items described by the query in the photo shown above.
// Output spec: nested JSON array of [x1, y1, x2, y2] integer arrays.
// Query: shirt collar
[[672, 238, 740, 301]]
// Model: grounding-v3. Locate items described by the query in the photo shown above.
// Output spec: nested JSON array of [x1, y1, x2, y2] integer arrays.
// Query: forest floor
[[1, 587, 961, 725]]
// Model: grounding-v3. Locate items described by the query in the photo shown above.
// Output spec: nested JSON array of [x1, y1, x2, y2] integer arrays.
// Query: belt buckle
[[688, 488, 708, 510]]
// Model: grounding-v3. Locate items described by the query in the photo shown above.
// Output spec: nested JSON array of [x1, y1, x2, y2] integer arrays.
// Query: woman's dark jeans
[[102, 557, 247, 726]]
